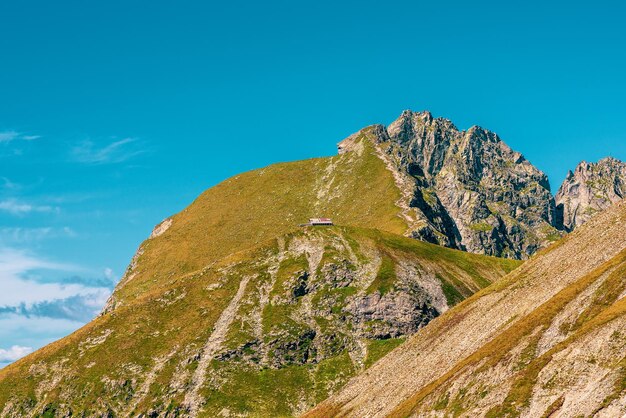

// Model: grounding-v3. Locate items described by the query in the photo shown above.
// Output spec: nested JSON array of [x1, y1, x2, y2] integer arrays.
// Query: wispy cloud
[[0, 247, 75, 280], [0, 345, 33, 362], [0, 198, 58, 215], [0, 226, 76, 244], [0, 131, 40, 143], [0, 314, 84, 368], [0, 131, 19, 143], [0, 247, 113, 304], [71, 137, 144, 164], [1, 177, 21, 191]]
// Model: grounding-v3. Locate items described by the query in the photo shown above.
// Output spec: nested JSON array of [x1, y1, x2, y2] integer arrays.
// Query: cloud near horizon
[[0, 247, 115, 367], [0, 290, 110, 322], [0, 345, 33, 363], [0, 314, 88, 369], [0, 247, 113, 308]]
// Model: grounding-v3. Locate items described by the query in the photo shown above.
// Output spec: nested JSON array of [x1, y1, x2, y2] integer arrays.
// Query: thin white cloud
[[0, 247, 75, 274], [0, 227, 51, 243], [71, 137, 143, 164], [0, 345, 33, 362], [103, 267, 116, 281], [63, 226, 77, 237], [0, 226, 76, 244], [0, 314, 83, 368], [1, 177, 21, 190], [0, 131, 19, 143], [0, 198, 58, 215], [0, 246, 112, 331], [0, 131, 40, 143]]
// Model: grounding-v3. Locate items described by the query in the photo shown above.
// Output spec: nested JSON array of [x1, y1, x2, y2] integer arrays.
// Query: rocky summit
[[341, 110, 561, 259], [1, 110, 625, 417], [556, 157, 626, 231]]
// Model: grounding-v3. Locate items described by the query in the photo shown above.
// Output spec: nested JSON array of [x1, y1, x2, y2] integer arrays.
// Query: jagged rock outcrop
[[556, 157, 626, 231], [340, 110, 561, 259]]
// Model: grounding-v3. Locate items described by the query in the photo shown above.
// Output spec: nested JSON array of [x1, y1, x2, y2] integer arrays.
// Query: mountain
[[556, 157, 626, 231], [305, 198, 626, 418], [0, 125, 518, 417], [1, 110, 622, 417], [353, 110, 561, 259]]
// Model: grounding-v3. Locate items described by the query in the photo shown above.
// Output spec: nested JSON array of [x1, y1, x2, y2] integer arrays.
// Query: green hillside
[[0, 126, 519, 417], [0, 226, 517, 417], [109, 127, 407, 309]]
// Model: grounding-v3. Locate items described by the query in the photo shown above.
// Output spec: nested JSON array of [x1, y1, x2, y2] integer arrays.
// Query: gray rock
[[363, 110, 560, 259], [556, 157, 626, 231], [346, 291, 438, 339]]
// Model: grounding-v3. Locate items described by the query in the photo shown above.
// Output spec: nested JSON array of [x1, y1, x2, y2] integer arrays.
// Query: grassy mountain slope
[[0, 227, 516, 417], [108, 127, 406, 310], [0, 126, 519, 417], [306, 200, 626, 417]]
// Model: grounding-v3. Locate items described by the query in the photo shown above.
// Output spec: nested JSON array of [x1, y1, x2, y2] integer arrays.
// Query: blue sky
[[1, 0, 626, 366]]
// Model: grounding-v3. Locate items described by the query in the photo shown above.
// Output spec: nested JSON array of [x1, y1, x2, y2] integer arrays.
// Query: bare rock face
[[362, 110, 560, 259], [556, 157, 626, 231], [346, 289, 439, 339]]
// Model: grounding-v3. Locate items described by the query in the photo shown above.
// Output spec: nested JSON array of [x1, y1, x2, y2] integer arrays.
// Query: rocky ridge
[[556, 156, 626, 231], [340, 110, 561, 259]]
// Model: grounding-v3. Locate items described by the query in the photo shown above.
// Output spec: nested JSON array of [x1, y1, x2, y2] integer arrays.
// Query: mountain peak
[[574, 156, 624, 171], [390, 109, 457, 128], [597, 155, 623, 166], [556, 156, 626, 230], [363, 112, 557, 258], [398, 109, 432, 120]]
